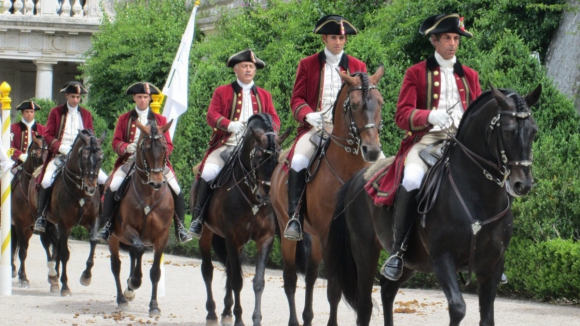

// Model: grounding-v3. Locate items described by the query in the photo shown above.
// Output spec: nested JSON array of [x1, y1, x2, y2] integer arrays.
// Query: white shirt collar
[[435, 51, 456, 69], [324, 48, 343, 66], [22, 119, 35, 128], [67, 103, 79, 113], [135, 107, 149, 117], [237, 79, 254, 92]]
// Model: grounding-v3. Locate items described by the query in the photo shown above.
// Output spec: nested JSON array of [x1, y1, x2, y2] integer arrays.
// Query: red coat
[[200, 82, 280, 173], [285, 51, 367, 169], [111, 109, 174, 172], [365, 56, 482, 206], [10, 121, 46, 162], [36, 104, 94, 183]]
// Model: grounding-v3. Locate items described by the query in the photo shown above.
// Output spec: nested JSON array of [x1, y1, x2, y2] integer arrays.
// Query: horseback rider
[[10, 100, 46, 166], [189, 49, 281, 238], [283, 15, 368, 241], [93, 82, 192, 244], [34, 81, 109, 234], [380, 14, 481, 281]]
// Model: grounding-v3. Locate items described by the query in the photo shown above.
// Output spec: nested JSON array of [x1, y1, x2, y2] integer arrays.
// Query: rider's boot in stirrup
[[189, 178, 212, 238], [34, 186, 52, 234], [92, 189, 118, 244], [172, 191, 192, 243], [284, 169, 307, 241], [380, 188, 419, 281]]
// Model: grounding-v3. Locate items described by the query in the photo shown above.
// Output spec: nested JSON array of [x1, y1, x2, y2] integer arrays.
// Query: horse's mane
[[331, 71, 370, 125], [247, 113, 274, 132]]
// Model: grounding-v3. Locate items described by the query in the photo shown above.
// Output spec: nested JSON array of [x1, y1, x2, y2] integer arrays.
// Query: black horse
[[325, 85, 542, 326], [192, 113, 290, 326]]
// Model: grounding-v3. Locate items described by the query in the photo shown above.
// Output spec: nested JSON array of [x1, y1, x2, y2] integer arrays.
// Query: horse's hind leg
[[41, 224, 59, 292], [477, 260, 504, 326], [16, 226, 33, 287], [225, 240, 245, 326], [381, 267, 416, 326], [200, 230, 218, 321], [11, 226, 18, 279], [252, 236, 274, 326], [80, 239, 97, 286], [302, 238, 321, 326], [431, 254, 466, 326], [58, 225, 72, 296], [280, 238, 300, 326], [109, 238, 128, 310], [148, 249, 162, 317]]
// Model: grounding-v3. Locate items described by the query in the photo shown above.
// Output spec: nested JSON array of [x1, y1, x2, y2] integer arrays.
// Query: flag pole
[[161, 0, 200, 140], [0, 82, 13, 296]]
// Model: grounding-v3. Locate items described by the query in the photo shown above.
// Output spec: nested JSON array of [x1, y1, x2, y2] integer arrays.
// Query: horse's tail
[[295, 232, 312, 275], [325, 177, 358, 308], [211, 234, 228, 266]]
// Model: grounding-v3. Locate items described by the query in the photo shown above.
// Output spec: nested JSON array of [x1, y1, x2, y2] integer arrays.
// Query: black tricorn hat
[[419, 13, 473, 38], [313, 15, 357, 35], [125, 82, 161, 95], [16, 100, 41, 111], [226, 49, 265, 69], [60, 81, 88, 94]]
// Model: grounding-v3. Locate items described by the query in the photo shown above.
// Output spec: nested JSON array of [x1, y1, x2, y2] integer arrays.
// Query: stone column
[[34, 60, 58, 99]]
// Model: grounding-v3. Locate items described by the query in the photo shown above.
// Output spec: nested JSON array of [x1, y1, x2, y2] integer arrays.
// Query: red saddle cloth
[[364, 157, 402, 207]]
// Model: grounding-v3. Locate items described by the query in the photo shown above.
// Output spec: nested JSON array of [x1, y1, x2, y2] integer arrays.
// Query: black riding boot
[[189, 179, 212, 238], [172, 191, 192, 243], [284, 169, 307, 241], [33, 186, 52, 234], [92, 189, 118, 244], [380, 188, 419, 281]]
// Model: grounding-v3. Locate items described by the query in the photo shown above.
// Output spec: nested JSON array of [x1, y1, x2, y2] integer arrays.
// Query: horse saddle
[[219, 145, 236, 162], [306, 129, 331, 181], [419, 140, 446, 168]]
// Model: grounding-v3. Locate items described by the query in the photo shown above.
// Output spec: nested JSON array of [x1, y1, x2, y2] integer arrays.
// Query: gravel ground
[[0, 238, 578, 325]]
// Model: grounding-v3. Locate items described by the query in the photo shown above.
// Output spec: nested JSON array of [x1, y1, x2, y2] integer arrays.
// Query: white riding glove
[[126, 143, 137, 154], [428, 110, 451, 128], [227, 121, 244, 135], [18, 153, 28, 162], [0, 159, 12, 172], [59, 144, 72, 155], [305, 112, 323, 129]]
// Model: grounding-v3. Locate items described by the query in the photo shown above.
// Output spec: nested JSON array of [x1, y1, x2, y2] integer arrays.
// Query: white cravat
[[321, 48, 344, 122], [22, 119, 35, 150], [60, 104, 84, 148], [432, 52, 463, 131], [133, 107, 150, 143]]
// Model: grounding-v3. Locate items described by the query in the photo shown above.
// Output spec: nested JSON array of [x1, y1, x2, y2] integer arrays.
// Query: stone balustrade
[[0, 0, 102, 19]]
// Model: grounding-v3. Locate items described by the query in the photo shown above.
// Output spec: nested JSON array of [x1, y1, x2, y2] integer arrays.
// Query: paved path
[[0, 238, 578, 325]]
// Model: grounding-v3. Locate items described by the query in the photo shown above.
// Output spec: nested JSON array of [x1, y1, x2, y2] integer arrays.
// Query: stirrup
[[189, 218, 203, 238], [283, 216, 303, 241], [380, 253, 404, 281], [94, 221, 112, 244], [33, 217, 46, 234], [176, 223, 193, 243]]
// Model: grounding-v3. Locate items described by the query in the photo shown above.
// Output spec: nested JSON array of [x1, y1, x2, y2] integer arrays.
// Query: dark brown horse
[[325, 85, 542, 326], [269, 67, 385, 326], [193, 113, 290, 326], [107, 120, 174, 317], [29, 129, 105, 295], [7, 134, 50, 287]]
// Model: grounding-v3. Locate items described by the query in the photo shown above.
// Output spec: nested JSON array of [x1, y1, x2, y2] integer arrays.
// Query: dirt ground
[[0, 238, 578, 325]]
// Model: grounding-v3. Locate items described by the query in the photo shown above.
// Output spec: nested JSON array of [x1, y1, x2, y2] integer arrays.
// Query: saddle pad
[[419, 140, 446, 168]]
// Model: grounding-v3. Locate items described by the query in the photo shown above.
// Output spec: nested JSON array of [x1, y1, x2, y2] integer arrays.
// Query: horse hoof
[[205, 318, 219, 326], [149, 308, 161, 317], [12, 270, 17, 278], [19, 280, 30, 288], [48, 275, 59, 286], [221, 315, 234, 326], [80, 276, 91, 286], [50, 284, 59, 293], [61, 289, 72, 297], [124, 289, 135, 301], [118, 302, 129, 311]]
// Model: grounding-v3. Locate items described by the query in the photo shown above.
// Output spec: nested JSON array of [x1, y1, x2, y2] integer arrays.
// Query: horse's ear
[[490, 83, 511, 110], [369, 65, 385, 85], [97, 130, 107, 146], [135, 120, 150, 134], [338, 68, 357, 86], [159, 119, 174, 134], [524, 84, 542, 108], [277, 127, 292, 145], [79, 128, 90, 143]]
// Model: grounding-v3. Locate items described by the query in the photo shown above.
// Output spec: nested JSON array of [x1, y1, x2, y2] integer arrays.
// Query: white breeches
[[109, 162, 180, 194], [41, 156, 108, 189], [200, 145, 228, 182], [401, 130, 449, 191]]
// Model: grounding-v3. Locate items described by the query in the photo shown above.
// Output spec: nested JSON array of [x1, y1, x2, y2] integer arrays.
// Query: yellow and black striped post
[[0, 82, 12, 296]]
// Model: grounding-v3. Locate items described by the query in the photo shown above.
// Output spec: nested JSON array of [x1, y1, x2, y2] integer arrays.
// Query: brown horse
[[8, 134, 51, 287], [107, 120, 174, 317], [29, 129, 105, 295], [269, 67, 385, 326], [193, 113, 290, 326]]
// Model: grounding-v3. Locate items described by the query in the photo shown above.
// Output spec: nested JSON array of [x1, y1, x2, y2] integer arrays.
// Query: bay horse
[[29, 129, 105, 296], [192, 113, 290, 326], [325, 85, 542, 326], [269, 66, 385, 326], [108, 120, 174, 317], [8, 134, 50, 287]]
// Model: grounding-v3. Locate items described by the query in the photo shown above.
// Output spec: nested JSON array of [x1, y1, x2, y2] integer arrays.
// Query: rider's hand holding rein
[[126, 143, 137, 154], [305, 112, 323, 130], [59, 144, 71, 156], [428, 110, 451, 129], [227, 121, 245, 135]]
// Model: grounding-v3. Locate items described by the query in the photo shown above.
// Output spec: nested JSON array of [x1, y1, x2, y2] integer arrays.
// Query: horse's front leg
[[252, 235, 274, 326], [58, 225, 72, 296], [302, 235, 321, 326], [109, 237, 128, 310], [280, 236, 300, 326], [148, 248, 163, 317], [431, 253, 466, 326], [199, 229, 218, 321], [477, 260, 504, 326], [80, 239, 97, 286], [41, 224, 59, 292], [381, 267, 416, 326], [11, 226, 18, 279], [226, 239, 245, 326], [125, 238, 145, 302]]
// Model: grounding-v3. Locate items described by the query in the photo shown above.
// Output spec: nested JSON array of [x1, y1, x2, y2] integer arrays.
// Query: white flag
[[162, 2, 199, 140]]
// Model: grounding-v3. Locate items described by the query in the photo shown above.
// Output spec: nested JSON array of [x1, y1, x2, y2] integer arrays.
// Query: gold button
[[131, 124, 135, 127], [432, 106, 436, 110], [434, 81, 440, 87], [238, 93, 242, 97], [236, 109, 240, 113], [434, 71, 439, 76], [253, 102, 257, 104], [213, 128, 217, 131], [237, 101, 242, 105], [234, 118, 238, 121], [253, 111, 257, 113], [130, 132, 134, 134], [407, 131, 412, 136], [433, 94, 438, 99], [221, 140, 225, 143], [459, 89, 464, 92]]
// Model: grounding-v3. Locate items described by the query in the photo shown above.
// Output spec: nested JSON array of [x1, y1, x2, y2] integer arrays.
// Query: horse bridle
[[327, 83, 381, 155], [63, 138, 100, 197], [135, 132, 168, 186]]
